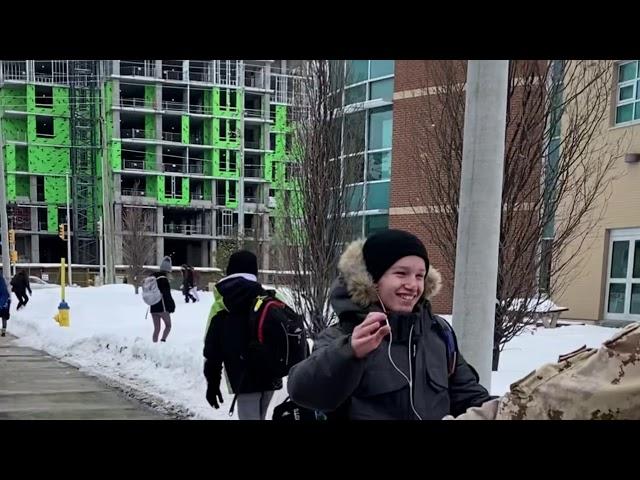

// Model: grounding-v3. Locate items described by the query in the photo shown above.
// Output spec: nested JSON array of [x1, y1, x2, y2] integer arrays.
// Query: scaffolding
[[69, 60, 100, 264]]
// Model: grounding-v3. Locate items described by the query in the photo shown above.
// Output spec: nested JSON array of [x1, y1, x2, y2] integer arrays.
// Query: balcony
[[163, 224, 205, 235], [121, 128, 147, 140], [189, 104, 213, 115], [121, 98, 154, 109], [245, 108, 264, 119], [161, 131, 181, 143], [162, 100, 187, 113], [122, 158, 149, 170], [121, 188, 146, 197], [163, 70, 183, 81], [189, 134, 204, 145], [244, 140, 263, 150], [187, 160, 205, 174], [162, 162, 186, 173], [244, 165, 263, 178], [191, 192, 206, 201]]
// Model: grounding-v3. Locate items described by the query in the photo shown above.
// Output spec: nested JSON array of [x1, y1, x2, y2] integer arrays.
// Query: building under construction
[[0, 60, 297, 274]]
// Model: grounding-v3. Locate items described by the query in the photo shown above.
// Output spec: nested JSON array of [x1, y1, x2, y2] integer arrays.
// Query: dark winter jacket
[[150, 272, 175, 314], [182, 268, 195, 293], [10, 272, 31, 295], [203, 274, 283, 395], [287, 239, 491, 420]]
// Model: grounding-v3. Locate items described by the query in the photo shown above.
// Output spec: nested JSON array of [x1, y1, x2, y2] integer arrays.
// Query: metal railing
[[122, 159, 148, 170], [38, 221, 50, 231], [163, 70, 183, 81], [162, 131, 181, 142], [121, 98, 153, 109], [163, 224, 205, 235], [120, 65, 157, 78], [244, 195, 259, 204], [245, 108, 264, 118], [244, 66, 265, 89], [187, 161, 204, 174], [188, 71, 212, 83], [121, 128, 146, 139], [216, 196, 227, 205], [189, 135, 204, 145], [189, 104, 213, 115], [244, 140, 262, 150], [244, 166, 263, 178], [216, 226, 235, 237], [190, 192, 206, 201], [162, 100, 187, 112], [162, 162, 186, 173], [5, 131, 27, 142], [121, 188, 146, 197]]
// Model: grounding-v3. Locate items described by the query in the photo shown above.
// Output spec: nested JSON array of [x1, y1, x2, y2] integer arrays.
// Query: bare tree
[[121, 190, 156, 293], [272, 60, 360, 337], [412, 60, 625, 369]]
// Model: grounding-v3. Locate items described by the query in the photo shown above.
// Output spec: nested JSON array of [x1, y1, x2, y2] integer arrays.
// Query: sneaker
[[1, 330, 5, 337], [161, 339, 166, 342]]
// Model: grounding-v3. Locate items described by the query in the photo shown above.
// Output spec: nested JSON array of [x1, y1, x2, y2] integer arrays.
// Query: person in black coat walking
[[11, 270, 32, 310], [150, 256, 176, 343], [181, 264, 197, 303]]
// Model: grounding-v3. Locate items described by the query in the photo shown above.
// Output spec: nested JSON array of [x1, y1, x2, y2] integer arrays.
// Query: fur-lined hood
[[335, 239, 442, 311]]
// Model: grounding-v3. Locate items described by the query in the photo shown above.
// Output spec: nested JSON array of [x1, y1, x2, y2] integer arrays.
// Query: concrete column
[[114, 203, 123, 264], [112, 60, 120, 76], [451, 61, 509, 391], [156, 207, 164, 265], [201, 240, 208, 267]]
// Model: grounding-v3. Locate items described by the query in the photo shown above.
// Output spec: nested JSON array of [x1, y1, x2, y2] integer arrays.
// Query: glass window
[[347, 184, 364, 212], [348, 216, 363, 239], [368, 107, 393, 150], [635, 102, 640, 121], [366, 181, 389, 210], [370, 78, 394, 102], [619, 62, 637, 83], [370, 60, 394, 79], [608, 283, 626, 313], [345, 154, 364, 184], [345, 84, 366, 105], [344, 111, 365, 154], [634, 240, 640, 278], [365, 214, 389, 235], [367, 150, 391, 181], [611, 241, 629, 278], [616, 104, 633, 123], [347, 60, 368, 84], [631, 284, 640, 314], [619, 85, 634, 101]]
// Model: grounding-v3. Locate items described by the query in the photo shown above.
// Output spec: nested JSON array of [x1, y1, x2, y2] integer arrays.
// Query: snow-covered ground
[[6, 285, 622, 418]]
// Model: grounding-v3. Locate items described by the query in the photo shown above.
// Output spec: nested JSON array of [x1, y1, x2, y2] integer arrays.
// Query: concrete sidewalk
[[0, 333, 166, 420]]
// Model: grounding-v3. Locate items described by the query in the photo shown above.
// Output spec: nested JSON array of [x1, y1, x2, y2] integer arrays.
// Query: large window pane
[[344, 154, 364, 184], [368, 107, 393, 150], [367, 150, 391, 181], [370, 60, 394, 79], [635, 102, 640, 120], [619, 85, 634, 101], [345, 84, 366, 105], [634, 240, 640, 278], [607, 283, 626, 314], [347, 184, 364, 212], [365, 214, 389, 235], [611, 241, 629, 278], [347, 216, 363, 239], [366, 181, 389, 210], [347, 60, 368, 84], [619, 62, 637, 83], [344, 111, 365, 154], [616, 104, 633, 123], [631, 284, 640, 314], [370, 78, 394, 102]]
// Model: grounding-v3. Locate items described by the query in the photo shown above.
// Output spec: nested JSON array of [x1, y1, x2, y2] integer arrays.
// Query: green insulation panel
[[47, 205, 58, 232], [1, 117, 27, 142], [272, 105, 288, 133], [145, 113, 155, 139], [145, 145, 156, 170], [145, 85, 155, 108], [158, 176, 189, 206], [15, 175, 30, 198], [225, 179, 238, 209], [212, 149, 240, 178], [27, 85, 70, 117], [0, 85, 27, 111], [212, 87, 243, 118], [27, 114, 70, 146], [212, 118, 241, 149], [181, 115, 189, 143], [111, 141, 121, 170], [146, 175, 157, 197], [204, 181, 212, 201], [27, 146, 69, 174]]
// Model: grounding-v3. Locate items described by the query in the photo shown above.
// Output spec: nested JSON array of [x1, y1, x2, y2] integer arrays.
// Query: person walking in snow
[[149, 256, 176, 343], [286, 229, 491, 420], [203, 250, 283, 420], [10, 270, 31, 310], [181, 264, 197, 303]]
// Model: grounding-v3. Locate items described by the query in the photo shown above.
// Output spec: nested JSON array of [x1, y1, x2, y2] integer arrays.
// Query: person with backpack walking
[[10, 270, 31, 310], [203, 250, 306, 420], [181, 264, 197, 303], [286, 229, 491, 420], [0, 276, 11, 337], [142, 256, 176, 343]]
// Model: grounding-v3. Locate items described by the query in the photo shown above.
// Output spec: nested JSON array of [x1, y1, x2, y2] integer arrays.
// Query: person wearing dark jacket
[[287, 229, 491, 420], [181, 264, 197, 303], [203, 250, 282, 420], [11, 270, 32, 310], [150, 256, 176, 343], [0, 276, 10, 337]]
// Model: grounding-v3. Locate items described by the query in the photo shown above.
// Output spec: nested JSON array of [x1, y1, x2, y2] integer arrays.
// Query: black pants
[[15, 291, 28, 309], [183, 287, 196, 303]]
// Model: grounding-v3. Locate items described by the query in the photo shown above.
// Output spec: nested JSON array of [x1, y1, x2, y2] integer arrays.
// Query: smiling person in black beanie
[[203, 250, 284, 420], [286, 229, 491, 420]]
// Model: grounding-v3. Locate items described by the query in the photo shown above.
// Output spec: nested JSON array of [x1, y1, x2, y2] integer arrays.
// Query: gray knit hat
[[159, 256, 173, 273]]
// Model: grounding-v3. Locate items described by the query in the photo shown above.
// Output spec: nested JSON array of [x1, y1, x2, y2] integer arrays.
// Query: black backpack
[[245, 293, 309, 379]]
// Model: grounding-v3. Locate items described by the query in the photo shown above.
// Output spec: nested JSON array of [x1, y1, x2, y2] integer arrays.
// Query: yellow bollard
[[54, 258, 70, 327]]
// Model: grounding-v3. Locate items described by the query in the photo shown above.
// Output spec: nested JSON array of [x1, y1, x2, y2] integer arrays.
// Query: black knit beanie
[[362, 229, 429, 282], [226, 250, 258, 277]]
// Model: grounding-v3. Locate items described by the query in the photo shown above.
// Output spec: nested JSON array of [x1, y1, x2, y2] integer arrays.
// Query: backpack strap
[[433, 316, 457, 377]]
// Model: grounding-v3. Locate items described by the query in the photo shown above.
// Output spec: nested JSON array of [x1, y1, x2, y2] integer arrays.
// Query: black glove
[[206, 385, 224, 409]]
